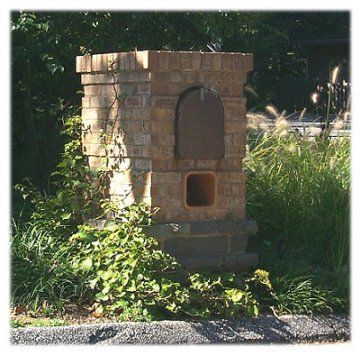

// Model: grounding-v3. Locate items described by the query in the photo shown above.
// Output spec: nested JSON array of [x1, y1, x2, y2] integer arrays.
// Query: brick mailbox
[[76, 50, 258, 270]]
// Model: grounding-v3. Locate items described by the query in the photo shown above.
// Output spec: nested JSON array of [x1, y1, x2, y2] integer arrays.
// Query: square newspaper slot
[[185, 172, 216, 208], [76, 50, 258, 270]]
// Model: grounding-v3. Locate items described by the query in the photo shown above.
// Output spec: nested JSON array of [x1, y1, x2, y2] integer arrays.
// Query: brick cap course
[[76, 50, 253, 74]]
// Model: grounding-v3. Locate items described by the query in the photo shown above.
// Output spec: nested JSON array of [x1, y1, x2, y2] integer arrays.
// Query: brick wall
[[76, 50, 253, 223]]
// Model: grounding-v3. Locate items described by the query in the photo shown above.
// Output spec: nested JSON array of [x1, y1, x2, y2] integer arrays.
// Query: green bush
[[244, 111, 350, 306], [63, 207, 268, 320], [11, 115, 271, 320]]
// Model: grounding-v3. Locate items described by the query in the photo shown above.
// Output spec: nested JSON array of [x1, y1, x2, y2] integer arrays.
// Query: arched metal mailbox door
[[176, 87, 225, 159]]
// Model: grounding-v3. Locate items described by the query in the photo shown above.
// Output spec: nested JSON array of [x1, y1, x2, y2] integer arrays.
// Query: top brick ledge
[[76, 50, 253, 74]]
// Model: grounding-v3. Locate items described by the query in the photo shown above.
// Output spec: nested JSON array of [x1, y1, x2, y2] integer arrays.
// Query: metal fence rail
[[276, 78, 351, 113]]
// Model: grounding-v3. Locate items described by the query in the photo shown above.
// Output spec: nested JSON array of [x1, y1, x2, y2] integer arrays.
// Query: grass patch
[[10, 316, 69, 328]]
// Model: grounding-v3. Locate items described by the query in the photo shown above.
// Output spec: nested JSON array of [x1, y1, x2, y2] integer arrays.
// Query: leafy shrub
[[65, 205, 268, 320], [14, 116, 96, 236], [11, 115, 273, 320]]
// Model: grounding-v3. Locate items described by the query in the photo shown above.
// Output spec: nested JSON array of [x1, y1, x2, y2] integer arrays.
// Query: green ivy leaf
[[81, 257, 92, 271]]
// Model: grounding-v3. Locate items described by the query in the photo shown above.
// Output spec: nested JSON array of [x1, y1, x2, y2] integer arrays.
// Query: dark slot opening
[[186, 173, 216, 207]]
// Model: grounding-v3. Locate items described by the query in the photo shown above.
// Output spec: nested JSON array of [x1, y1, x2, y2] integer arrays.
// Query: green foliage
[[245, 131, 350, 272], [244, 110, 350, 310], [11, 115, 272, 320], [10, 220, 81, 310], [271, 276, 345, 315], [65, 212, 269, 320], [14, 116, 99, 235], [10, 317, 68, 328]]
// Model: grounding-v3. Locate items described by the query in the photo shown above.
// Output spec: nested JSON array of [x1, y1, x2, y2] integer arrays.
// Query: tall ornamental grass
[[244, 111, 350, 294]]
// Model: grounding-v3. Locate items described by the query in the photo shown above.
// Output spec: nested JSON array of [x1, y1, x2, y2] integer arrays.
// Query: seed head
[[331, 65, 340, 84], [266, 105, 279, 117], [311, 92, 319, 104]]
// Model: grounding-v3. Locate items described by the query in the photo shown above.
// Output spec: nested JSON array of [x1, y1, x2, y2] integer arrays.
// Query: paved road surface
[[10, 314, 350, 345]]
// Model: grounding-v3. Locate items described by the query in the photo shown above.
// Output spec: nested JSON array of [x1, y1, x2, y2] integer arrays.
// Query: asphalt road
[[10, 314, 350, 345]]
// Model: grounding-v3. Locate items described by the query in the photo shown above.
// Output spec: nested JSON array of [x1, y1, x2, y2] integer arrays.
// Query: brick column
[[76, 50, 258, 270]]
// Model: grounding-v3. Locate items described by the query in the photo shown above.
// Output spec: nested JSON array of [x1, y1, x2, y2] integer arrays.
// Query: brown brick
[[224, 134, 233, 147], [217, 197, 233, 209], [82, 143, 106, 156], [232, 72, 247, 83], [228, 201, 245, 219], [82, 108, 103, 120], [133, 159, 152, 171], [232, 134, 246, 146], [120, 120, 149, 133], [82, 97, 91, 108], [152, 172, 181, 184], [124, 145, 151, 158], [84, 85, 99, 96], [218, 158, 241, 170], [169, 52, 181, 69], [151, 97, 178, 109], [224, 121, 239, 134], [87, 156, 103, 170], [225, 145, 244, 158], [97, 84, 127, 97], [151, 184, 170, 198], [152, 134, 175, 146], [180, 52, 192, 69], [171, 160, 197, 171], [155, 71, 173, 81], [233, 54, 247, 71], [168, 185, 181, 198], [196, 160, 218, 170], [151, 159, 173, 171], [126, 133, 151, 146], [218, 184, 232, 196], [218, 171, 245, 184], [150, 120, 174, 135], [183, 71, 198, 83], [124, 52, 136, 70], [136, 83, 151, 95], [212, 53, 222, 70], [133, 183, 152, 197], [201, 210, 220, 220], [157, 51, 170, 70], [191, 52, 202, 70], [148, 51, 159, 69], [114, 52, 126, 70], [221, 54, 234, 70], [76, 55, 92, 73], [151, 81, 170, 96], [135, 51, 146, 69], [150, 146, 174, 159], [127, 108, 151, 120], [150, 108, 174, 121], [106, 53, 119, 71], [92, 54, 109, 72], [201, 53, 213, 70], [169, 71, 183, 82], [90, 96, 121, 108], [124, 96, 150, 107]]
